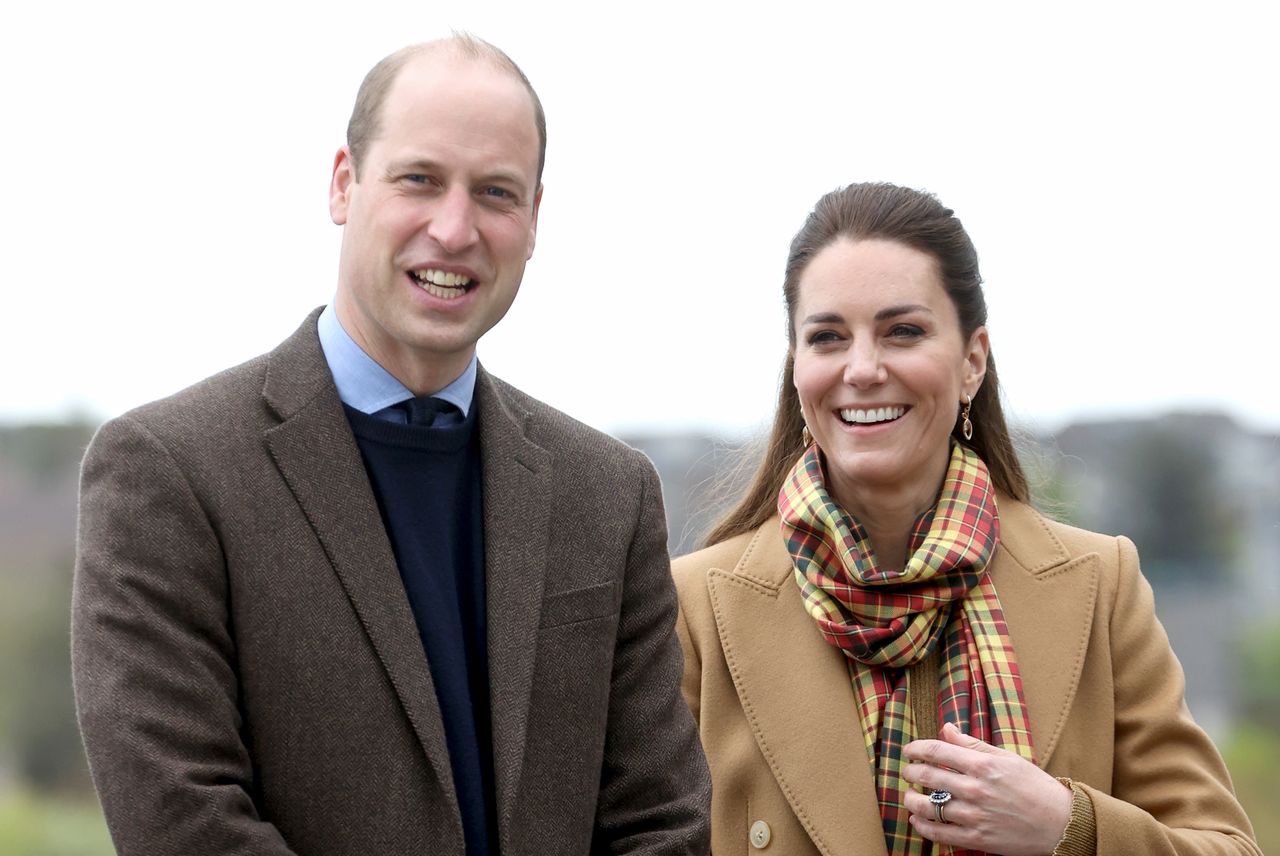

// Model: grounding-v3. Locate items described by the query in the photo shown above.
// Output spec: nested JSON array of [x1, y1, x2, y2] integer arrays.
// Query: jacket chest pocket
[[538, 580, 619, 629]]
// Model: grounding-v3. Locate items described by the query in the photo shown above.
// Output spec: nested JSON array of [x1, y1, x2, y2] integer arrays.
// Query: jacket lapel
[[260, 311, 462, 833], [988, 496, 1099, 768], [474, 368, 551, 845], [709, 521, 888, 856]]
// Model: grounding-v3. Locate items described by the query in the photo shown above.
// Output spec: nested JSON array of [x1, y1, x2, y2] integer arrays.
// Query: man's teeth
[[839, 406, 906, 425], [414, 268, 472, 287], [412, 268, 472, 298]]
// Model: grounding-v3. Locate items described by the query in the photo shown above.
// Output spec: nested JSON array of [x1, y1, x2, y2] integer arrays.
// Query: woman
[[673, 183, 1258, 855]]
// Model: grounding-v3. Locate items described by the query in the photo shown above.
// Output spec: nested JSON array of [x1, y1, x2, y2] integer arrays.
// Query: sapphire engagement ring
[[929, 789, 953, 824]]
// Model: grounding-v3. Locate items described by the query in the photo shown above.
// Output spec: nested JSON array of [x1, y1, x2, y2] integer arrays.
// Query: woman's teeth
[[839, 406, 906, 425], [412, 269, 472, 299]]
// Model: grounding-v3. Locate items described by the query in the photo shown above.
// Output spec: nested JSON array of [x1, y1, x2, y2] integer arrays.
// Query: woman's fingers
[[902, 760, 966, 794], [904, 722, 1012, 773]]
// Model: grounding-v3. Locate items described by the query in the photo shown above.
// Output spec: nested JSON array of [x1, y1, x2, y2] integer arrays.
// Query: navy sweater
[[345, 404, 496, 855]]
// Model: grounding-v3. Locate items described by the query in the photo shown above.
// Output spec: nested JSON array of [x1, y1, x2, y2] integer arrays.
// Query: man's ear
[[329, 147, 356, 226]]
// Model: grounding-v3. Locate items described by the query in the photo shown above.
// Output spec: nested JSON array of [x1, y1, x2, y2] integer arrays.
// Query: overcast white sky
[[4, 1, 1277, 437]]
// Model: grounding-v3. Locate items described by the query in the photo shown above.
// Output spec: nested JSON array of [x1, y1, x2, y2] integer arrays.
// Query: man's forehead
[[371, 53, 539, 177], [393, 50, 524, 101], [380, 55, 533, 130]]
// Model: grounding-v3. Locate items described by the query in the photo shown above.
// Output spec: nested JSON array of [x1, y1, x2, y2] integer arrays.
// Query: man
[[72, 36, 710, 856]]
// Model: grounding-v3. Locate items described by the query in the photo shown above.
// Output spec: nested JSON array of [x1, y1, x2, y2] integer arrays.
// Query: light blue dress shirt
[[316, 303, 476, 424]]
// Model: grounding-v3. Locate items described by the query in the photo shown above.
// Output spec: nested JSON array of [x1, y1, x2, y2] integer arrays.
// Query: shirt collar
[[316, 302, 476, 417]]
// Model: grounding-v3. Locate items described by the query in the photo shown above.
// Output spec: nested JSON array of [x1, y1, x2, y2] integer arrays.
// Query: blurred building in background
[[0, 411, 1276, 851]]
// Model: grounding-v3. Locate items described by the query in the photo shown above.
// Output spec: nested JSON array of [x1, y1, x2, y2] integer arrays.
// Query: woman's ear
[[963, 326, 990, 397]]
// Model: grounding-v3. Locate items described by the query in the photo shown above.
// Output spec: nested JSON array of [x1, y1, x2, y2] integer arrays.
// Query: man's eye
[[481, 186, 515, 200], [401, 174, 439, 188]]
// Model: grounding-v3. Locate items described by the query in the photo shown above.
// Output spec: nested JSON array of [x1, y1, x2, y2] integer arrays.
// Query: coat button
[[749, 819, 772, 849]]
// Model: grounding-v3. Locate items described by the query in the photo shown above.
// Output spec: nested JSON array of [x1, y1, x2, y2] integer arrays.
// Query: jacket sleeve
[[1084, 535, 1260, 855], [674, 574, 704, 729], [591, 458, 712, 855], [71, 415, 298, 856]]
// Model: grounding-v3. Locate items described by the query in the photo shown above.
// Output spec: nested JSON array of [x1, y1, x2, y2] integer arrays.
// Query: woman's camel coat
[[674, 496, 1259, 855]]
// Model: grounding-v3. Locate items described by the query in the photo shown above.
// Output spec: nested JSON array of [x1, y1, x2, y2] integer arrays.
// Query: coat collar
[[708, 495, 1097, 856], [261, 310, 553, 850]]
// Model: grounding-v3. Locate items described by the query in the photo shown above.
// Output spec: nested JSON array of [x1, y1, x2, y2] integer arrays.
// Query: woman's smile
[[835, 405, 909, 427]]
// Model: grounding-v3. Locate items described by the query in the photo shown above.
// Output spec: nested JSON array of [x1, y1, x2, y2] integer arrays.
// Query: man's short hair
[[346, 34, 547, 187]]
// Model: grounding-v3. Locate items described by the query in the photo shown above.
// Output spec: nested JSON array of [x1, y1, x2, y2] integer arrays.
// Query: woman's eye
[[807, 330, 843, 346], [888, 324, 924, 339]]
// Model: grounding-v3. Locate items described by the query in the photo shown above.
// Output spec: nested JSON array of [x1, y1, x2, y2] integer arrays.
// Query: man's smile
[[411, 267, 475, 300]]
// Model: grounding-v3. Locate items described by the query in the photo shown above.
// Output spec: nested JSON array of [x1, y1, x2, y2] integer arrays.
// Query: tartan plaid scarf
[[779, 442, 1035, 856]]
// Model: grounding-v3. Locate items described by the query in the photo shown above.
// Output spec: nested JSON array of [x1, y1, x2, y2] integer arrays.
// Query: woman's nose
[[843, 341, 886, 387]]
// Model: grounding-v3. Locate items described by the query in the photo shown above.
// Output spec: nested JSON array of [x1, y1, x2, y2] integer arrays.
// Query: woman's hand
[[902, 722, 1072, 856]]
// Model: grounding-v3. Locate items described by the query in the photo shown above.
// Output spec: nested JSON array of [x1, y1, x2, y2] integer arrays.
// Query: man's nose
[[843, 340, 886, 388], [426, 187, 479, 253]]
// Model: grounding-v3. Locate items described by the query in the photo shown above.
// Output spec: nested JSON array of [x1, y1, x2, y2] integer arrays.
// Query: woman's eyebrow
[[800, 305, 933, 326], [875, 304, 932, 321]]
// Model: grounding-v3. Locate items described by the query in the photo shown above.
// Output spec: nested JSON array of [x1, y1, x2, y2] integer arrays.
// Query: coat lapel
[[709, 522, 888, 856], [474, 368, 552, 845], [260, 311, 462, 834], [988, 496, 1099, 768]]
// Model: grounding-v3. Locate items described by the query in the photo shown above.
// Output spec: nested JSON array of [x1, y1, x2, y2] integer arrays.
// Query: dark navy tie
[[397, 396, 458, 427]]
